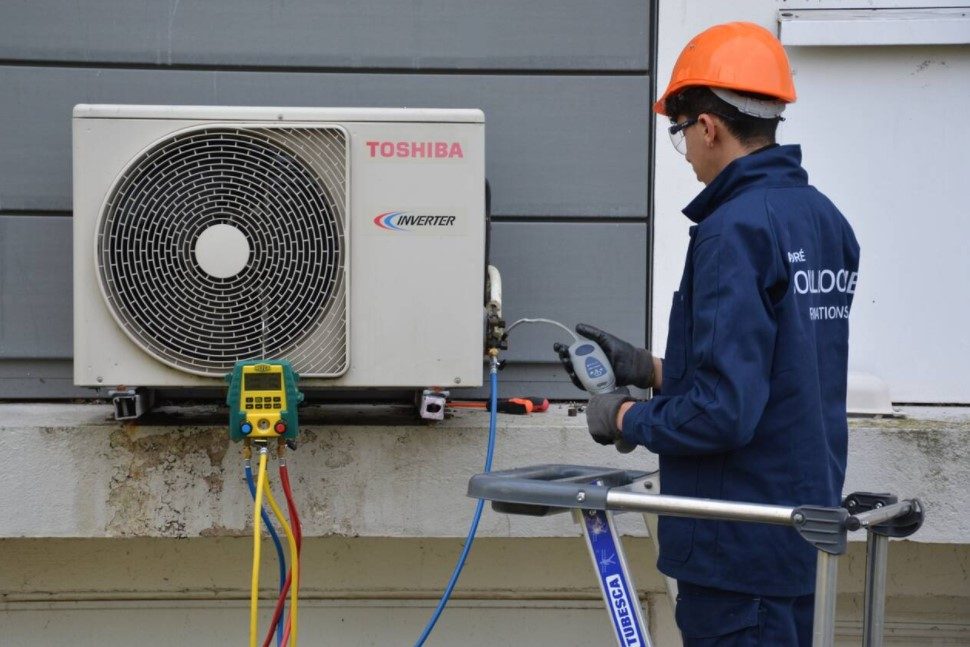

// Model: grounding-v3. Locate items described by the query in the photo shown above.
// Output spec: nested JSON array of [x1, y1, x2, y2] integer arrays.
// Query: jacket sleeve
[[621, 220, 779, 456]]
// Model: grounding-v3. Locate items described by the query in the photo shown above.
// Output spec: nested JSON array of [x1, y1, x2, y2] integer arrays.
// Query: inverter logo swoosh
[[374, 212, 406, 231]]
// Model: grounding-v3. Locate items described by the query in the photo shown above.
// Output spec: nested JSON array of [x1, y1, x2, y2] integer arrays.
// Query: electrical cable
[[246, 460, 287, 647], [412, 356, 500, 646], [250, 448, 270, 647], [261, 470, 300, 647], [505, 317, 578, 343], [262, 461, 304, 647]]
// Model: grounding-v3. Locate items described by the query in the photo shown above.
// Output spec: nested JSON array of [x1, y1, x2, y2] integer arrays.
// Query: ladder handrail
[[468, 463, 925, 647]]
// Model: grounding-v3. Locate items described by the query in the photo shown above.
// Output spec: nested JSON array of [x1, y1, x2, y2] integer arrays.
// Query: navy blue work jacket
[[621, 144, 860, 596]]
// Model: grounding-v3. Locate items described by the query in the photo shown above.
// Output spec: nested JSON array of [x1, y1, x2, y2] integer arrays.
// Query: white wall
[[652, 1, 970, 403]]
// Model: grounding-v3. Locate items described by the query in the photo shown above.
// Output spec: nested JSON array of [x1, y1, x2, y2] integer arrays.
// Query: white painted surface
[[653, 1, 970, 403], [73, 104, 487, 122], [786, 45, 970, 403], [0, 538, 966, 646], [0, 599, 630, 647], [779, 8, 970, 46], [3, 596, 966, 647], [0, 404, 964, 543], [0, 599, 662, 647]]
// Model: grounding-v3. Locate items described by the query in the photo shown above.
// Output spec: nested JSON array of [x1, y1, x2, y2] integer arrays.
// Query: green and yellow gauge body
[[226, 360, 303, 442]]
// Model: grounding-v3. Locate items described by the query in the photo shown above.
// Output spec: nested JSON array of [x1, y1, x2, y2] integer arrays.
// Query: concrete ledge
[[0, 537, 966, 646], [0, 537, 964, 602], [0, 404, 965, 541]]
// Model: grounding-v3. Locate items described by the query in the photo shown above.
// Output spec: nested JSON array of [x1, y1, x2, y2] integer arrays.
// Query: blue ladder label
[[582, 509, 649, 647]]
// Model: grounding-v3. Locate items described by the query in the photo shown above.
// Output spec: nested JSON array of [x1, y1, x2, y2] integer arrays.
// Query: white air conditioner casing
[[73, 105, 485, 388]]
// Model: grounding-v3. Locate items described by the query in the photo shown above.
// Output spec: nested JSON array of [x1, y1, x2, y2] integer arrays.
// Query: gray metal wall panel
[[0, 2, 648, 71], [490, 221, 648, 362], [0, 66, 650, 217], [456, 363, 610, 401], [0, 360, 92, 399], [0, 215, 72, 360], [468, 220, 648, 399]]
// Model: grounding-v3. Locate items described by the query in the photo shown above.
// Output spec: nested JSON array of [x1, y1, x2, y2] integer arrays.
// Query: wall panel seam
[[0, 211, 72, 218], [0, 59, 650, 76]]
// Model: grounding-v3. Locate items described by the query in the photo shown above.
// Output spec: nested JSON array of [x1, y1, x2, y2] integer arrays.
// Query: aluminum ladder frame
[[468, 464, 923, 647]]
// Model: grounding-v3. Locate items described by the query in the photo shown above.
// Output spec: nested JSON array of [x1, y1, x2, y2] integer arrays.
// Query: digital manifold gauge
[[226, 360, 304, 442]]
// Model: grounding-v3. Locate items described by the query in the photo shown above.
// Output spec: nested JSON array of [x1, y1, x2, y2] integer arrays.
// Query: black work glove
[[553, 341, 588, 391], [575, 323, 655, 389], [586, 387, 635, 453]]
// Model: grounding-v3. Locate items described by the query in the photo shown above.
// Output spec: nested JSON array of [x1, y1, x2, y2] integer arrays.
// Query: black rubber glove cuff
[[586, 388, 634, 447], [629, 348, 656, 389]]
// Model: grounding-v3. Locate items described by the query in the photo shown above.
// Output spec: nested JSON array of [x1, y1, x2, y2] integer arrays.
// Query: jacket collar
[[682, 144, 808, 223]]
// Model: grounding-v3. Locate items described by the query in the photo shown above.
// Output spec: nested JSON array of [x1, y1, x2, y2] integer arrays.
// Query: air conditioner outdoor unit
[[73, 105, 486, 389]]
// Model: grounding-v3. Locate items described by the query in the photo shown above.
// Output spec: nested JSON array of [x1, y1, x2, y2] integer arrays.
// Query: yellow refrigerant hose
[[250, 449, 269, 647]]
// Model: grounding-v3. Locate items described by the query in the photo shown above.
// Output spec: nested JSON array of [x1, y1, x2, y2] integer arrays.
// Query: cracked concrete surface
[[0, 404, 966, 542]]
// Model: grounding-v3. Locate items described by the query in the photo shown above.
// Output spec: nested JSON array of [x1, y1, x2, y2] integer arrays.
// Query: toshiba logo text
[[365, 141, 464, 159]]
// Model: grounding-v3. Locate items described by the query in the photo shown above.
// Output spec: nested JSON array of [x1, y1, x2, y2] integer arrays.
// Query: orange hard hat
[[654, 22, 796, 115]]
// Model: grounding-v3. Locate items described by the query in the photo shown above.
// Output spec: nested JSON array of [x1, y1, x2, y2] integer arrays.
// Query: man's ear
[[697, 113, 719, 148]]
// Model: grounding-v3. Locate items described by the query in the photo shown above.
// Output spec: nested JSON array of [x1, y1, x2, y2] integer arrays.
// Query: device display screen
[[245, 372, 281, 391]]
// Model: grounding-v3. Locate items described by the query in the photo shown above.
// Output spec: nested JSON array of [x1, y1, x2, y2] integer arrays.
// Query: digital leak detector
[[505, 317, 617, 394], [565, 338, 617, 394], [504, 317, 634, 453], [226, 360, 304, 442]]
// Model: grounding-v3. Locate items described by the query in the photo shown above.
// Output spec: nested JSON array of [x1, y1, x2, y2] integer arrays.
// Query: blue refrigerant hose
[[245, 460, 287, 647], [413, 359, 500, 646]]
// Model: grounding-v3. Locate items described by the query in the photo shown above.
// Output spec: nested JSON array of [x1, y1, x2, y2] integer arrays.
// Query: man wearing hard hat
[[577, 22, 860, 645]]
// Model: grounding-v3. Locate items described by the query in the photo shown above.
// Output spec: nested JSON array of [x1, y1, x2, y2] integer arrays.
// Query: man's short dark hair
[[664, 86, 780, 147]]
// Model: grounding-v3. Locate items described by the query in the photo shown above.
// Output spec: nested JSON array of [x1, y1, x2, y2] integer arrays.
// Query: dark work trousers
[[675, 581, 815, 646]]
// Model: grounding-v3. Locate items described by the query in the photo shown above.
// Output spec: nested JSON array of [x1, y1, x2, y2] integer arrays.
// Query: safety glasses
[[668, 118, 698, 155]]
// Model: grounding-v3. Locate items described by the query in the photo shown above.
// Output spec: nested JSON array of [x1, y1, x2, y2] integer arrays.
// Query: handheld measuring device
[[506, 318, 633, 453], [226, 360, 304, 442], [565, 339, 617, 395], [559, 339, 635, 452], [506, 318, 617, 394]]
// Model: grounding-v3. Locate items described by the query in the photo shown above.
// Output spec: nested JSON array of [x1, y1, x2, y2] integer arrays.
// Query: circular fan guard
[[97, 127, 348, 376]]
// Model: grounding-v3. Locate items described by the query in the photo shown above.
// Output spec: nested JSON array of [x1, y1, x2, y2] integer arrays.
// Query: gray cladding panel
[[0, 360, 92, 399], [0, 216, 72, 360], [490, 221, 647, 362], [0, 66, 650, 217], [459, 221, 648, 399], [0, 1, 648, 71]]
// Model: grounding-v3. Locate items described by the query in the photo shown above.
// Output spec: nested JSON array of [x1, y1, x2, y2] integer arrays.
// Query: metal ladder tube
[[862, 532, 889, 647], [606, 490, 794, 525], [812, 552, 840, 647]]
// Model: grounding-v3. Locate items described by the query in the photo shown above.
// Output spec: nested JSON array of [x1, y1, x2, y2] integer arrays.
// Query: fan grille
[[97, 126, 348, 377]]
